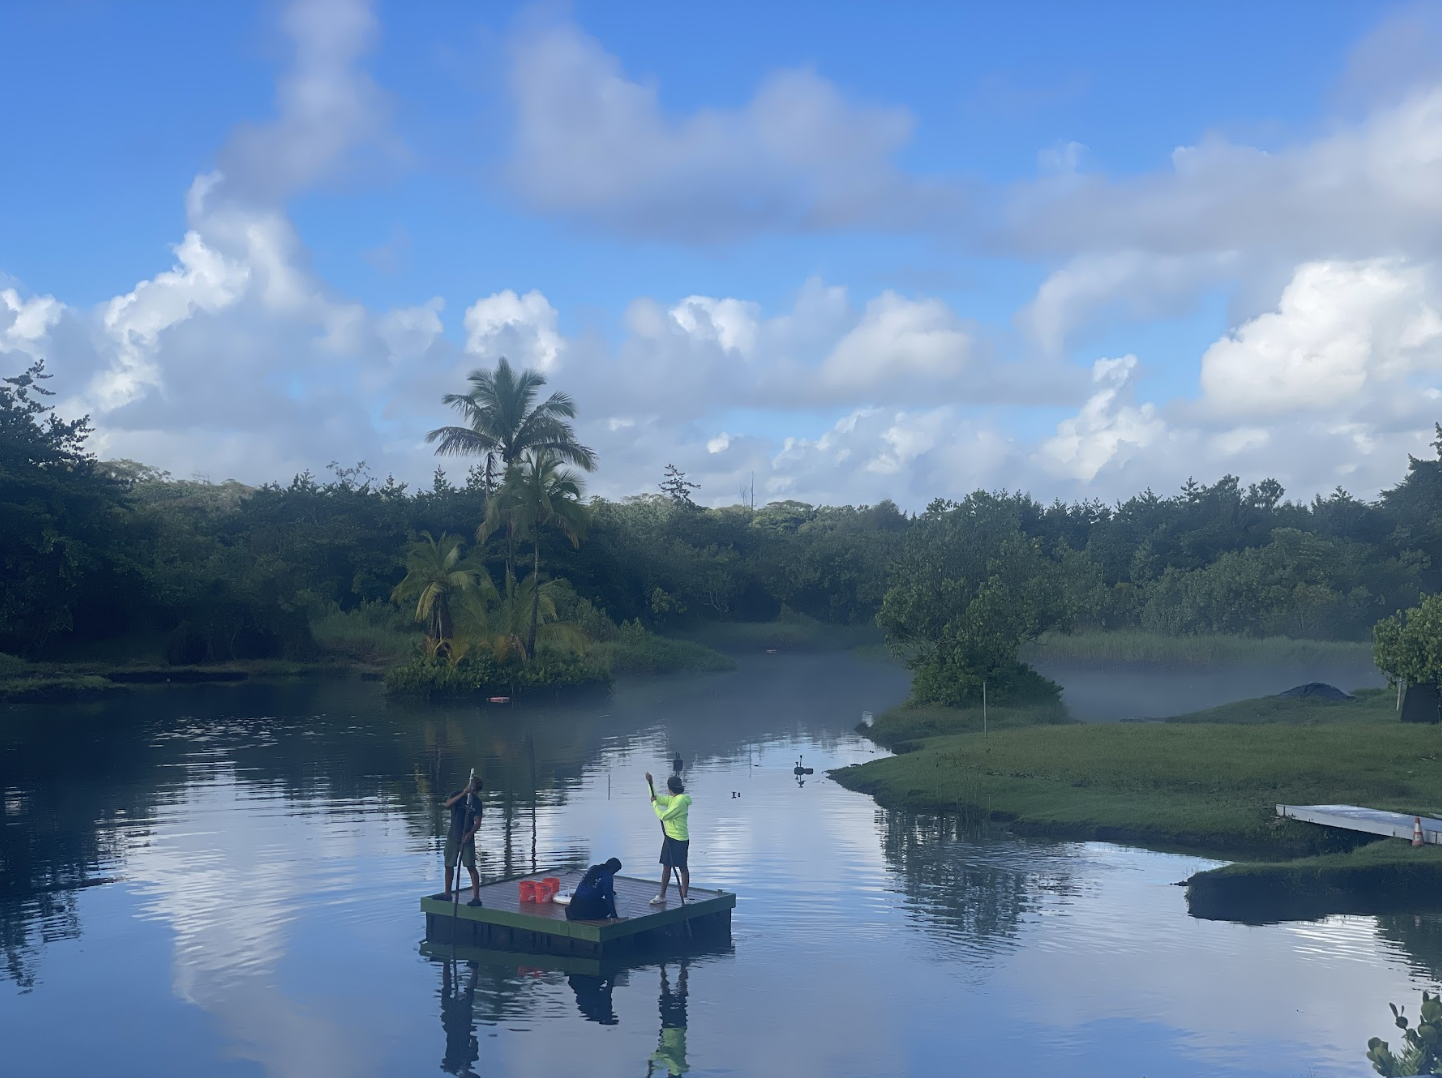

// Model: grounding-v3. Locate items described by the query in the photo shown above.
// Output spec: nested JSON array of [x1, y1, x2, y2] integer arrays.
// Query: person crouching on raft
[[566, 858, 623, 921], [646, 772, 692, 905]]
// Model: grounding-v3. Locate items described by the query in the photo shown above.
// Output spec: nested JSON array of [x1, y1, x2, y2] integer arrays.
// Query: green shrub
[[0, 652, 31, 677], [384, 648, 613, 699]]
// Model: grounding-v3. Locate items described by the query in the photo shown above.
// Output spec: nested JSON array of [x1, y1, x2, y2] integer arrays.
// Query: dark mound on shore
[[1275, 682, 1354, 702]]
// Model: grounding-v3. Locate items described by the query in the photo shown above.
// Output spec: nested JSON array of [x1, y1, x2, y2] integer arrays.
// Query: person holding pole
[[646, 772, 692, 905], [443, 774, 484, 906]]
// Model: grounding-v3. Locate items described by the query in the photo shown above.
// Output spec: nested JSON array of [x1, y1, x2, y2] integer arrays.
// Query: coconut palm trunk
[[529, 540, 541, 658]]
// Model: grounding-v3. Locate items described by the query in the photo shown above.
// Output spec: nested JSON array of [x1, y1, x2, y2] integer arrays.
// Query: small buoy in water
[[792, 756, 814, 776], [673, 753, 683, 774], [488, 696, 510, 704]]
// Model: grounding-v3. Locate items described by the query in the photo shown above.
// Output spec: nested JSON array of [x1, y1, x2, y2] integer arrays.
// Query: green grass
[[310, 608, 419, 665], [1022, 629, 1376, 668], [1186, 842, 1442, 921], [0, 652, 30, 677], [590, 633, 736, 676], [862, 701, 1074, 749], [0, 674, 128, 702], [676, 618, 882, 654], [837, 703, 1442, 855]]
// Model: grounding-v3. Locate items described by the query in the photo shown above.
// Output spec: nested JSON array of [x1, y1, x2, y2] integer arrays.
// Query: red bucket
[[519, 880, 539, 902], [541, 877, 560, 899]]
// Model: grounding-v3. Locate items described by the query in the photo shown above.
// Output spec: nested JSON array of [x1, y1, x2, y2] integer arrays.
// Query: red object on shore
[[1415, 816, 1425, 847], [489, 696, 510, 704]]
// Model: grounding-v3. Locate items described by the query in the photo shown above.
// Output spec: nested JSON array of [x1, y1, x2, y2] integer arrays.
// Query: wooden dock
[[421, 870, 735, 958], [1276, 804, 1442, 844]]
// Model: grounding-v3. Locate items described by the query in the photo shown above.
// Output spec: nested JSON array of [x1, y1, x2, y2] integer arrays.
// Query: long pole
[[983, 681, 987, 739]]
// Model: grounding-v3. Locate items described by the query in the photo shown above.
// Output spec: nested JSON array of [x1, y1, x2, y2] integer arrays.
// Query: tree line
[[4, 355, 1442, 701]]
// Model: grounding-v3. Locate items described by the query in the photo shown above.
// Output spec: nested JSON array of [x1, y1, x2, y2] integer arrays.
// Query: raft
[[421, 869, 735, 958]]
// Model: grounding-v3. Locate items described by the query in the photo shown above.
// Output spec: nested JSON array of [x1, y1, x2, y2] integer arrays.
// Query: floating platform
[[1276, 804, 1442, 844], [421, 870, 735, 958]]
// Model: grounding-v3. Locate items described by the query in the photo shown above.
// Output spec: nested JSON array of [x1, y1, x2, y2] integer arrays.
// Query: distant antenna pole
[[983, 681, 987, 739]]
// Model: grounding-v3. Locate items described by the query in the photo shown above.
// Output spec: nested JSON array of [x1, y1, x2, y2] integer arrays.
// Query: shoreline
[[832, 694, 1442, 921]]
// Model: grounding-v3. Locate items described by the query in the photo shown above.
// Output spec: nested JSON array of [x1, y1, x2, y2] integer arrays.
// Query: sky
[[4, 0, 1442, 509]]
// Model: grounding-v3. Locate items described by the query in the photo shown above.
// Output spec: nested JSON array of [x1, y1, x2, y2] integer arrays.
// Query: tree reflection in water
[[878, 808, 1081, 958]]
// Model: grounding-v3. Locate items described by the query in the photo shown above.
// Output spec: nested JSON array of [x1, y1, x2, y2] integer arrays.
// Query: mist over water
[[0, 652, 1433, 1078], [1035, 656, 1387, 721]]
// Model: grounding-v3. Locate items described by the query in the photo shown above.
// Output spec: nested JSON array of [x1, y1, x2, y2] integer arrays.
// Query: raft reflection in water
[[429, 945, 723, 1075]]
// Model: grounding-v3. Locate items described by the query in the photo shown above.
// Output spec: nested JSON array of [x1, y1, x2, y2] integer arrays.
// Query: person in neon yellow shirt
[[645, 772, 692, 905]]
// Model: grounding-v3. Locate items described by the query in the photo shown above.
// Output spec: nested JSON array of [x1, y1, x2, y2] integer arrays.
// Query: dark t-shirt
[[448, 790, 481, 842]]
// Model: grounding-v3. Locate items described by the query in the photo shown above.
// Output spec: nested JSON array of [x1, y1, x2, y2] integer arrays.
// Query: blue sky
[[3, 0, 1442, 506]]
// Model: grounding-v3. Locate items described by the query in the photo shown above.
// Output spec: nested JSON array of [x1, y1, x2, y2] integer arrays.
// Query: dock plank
[[1276, 804, 1442, 844]]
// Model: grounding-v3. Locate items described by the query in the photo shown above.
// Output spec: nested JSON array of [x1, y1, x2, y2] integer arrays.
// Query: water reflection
[[879, 810, 1081, 960], [2, 657, 1439, 1078], [440, 961, 480, 1076], [648, 962, 689, 1077]]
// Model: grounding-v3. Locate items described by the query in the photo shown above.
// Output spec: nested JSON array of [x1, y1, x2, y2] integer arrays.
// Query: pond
[[0, 653, 1434, 1077]]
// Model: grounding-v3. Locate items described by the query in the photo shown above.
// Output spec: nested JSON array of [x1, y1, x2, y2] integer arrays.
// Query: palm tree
[[390, 532, 494, 650], [479, 452, 589, 657], [425, 357, 597, 493]]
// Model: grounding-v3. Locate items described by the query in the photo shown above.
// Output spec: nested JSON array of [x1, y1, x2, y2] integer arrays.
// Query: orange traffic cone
[[1414, 816, 1425, 847]]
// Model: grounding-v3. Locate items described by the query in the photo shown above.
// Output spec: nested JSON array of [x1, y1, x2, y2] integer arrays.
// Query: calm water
[[1, 653, 1435, 1078]]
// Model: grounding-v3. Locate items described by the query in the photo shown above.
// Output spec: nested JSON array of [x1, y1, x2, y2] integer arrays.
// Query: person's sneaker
[[467, 898, 483, 908], [648, 895, 666, 905]]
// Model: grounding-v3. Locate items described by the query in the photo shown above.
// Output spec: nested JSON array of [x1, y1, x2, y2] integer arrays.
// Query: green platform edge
[[419, 890, 736, 944]]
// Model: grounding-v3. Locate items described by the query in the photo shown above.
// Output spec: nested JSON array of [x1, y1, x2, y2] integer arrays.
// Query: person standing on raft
[[443, 775, 483, 906], [646, 772, 692, 905]]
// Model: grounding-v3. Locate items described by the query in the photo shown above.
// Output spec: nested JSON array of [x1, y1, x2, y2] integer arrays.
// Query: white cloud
[[670, 297, 760, 355], [214, 0, 396, 207], [1, 288, 64, 357], [462, 289, 563, 371], [1021, 251, 1236, 357], [504, 21, 957, 241], [820, 292, 975, 394], [1008, 86, 1442, 262], [96, 228, 251, 410], [1199, 259, 1442, 416], [1037, 356, 1167, 482]]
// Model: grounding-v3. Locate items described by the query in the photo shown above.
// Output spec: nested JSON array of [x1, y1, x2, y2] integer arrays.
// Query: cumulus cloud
[[1, 288, 64, 357], [1200, 259, 1442, 416], [504, 20, 959, 241], [1036, 356, 1167, 482], [463, 289, 563, 371]]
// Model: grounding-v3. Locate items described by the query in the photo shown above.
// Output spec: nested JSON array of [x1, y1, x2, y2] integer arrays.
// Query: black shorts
[[659, 837, 689, 869]]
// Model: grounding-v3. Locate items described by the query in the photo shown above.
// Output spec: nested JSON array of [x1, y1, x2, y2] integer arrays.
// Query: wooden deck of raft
[[421, 869, 735, 958], [1276, 804, 1442, 844]]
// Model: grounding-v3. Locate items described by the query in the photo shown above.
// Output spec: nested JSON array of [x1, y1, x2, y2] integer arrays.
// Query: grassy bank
[[1022, 629, 1376, 668], [0, 651, 364, 702], [834, 690, 1442, 916], [590, 632, 734, 676], [676, 618, 882, 655], [1186, 842, 1442, 922]]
